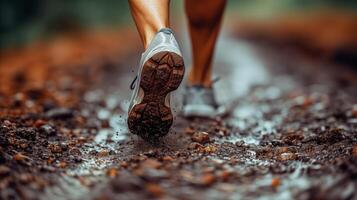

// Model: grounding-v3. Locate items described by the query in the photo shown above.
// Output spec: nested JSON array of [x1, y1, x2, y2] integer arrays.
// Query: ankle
[[143, 25, 169, 49], [187, 74, 212, 88]]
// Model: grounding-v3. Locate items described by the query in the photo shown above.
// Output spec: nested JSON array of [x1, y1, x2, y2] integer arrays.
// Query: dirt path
[[0, 31, 356, 200]]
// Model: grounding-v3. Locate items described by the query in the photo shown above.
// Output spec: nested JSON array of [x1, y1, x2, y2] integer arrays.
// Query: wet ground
[[0, 29, 356, 200]]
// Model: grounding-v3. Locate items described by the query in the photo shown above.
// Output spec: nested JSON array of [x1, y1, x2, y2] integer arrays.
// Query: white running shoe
[[182, 85, 218, 119], [127, 28, 185, 142]]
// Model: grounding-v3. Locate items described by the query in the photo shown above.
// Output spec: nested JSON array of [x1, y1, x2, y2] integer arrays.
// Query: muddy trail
[[0, 28, 356, 200]]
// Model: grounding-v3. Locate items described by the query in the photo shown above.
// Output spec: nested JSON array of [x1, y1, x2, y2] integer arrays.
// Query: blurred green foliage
[[0, 0, 131, 48], [228, 0, 357, 18], [0, 0, 356, 49]]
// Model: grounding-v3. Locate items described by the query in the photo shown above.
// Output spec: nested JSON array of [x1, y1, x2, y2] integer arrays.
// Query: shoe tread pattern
[[128, 51, 184, 142]]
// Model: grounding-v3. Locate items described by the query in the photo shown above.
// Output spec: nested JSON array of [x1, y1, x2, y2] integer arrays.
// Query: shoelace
[[130, 76, 138, 90]]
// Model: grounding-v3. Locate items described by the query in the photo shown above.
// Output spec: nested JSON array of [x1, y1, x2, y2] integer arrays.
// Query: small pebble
[[48, 143, 62, 153], [271, 178, 281, 188], [278, 152, 297, 161], [185, 127, 195, 135], [0, 165, 10, 176], [98, 150, 110, 157], [34, 119, 47, 128], [13, 153, 27, 161], [162, 155, 174, 162], [58, 161, 67, 168], [141, 159, 162, 169], [191, 132, 210, 144], [199, 174, 216, 186], [106, 168, 118, 178], [352, 146, 357, 157], [40, 125, 56, 136], [46, 108, 74, 119], [203, 145, 217, 153], [146, 183, 164, 197]]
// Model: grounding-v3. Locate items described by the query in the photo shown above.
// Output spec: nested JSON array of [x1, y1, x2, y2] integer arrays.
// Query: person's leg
[[129, 0, 170, 49], [128, 0, 185, 141], [185, 0, 226, 87]]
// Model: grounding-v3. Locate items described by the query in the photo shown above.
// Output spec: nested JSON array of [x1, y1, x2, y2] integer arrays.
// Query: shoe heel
[[128, 51, 185, 141]]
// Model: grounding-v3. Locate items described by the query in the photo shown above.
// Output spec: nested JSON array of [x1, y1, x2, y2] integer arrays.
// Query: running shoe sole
[[128, 51, 185, 142]]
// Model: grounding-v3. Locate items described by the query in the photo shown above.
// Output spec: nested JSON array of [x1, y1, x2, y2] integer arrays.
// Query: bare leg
[[129, 0, 170, 49], [185, 0, 226, 87], [128, 0, 185, 140]]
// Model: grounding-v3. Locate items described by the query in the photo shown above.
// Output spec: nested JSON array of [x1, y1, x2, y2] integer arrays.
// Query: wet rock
[[47, 157, 55, 165], [162, 155, 174, 162], [283, 132, 304, 145], [276, 147, 290, 154], [58, 161, 67, 168], [351, 146, 357, 157], [40, 165, 56, 172], [106, 168, 118, 178], [26, 88, 43, 100], [143, 150, 157, 157], [0, 165, 10, 176], [146, 183, 164, 197], [217, 129, 230, 137], [111, 171, 143, 192], [135, 168, 169, 181], [185, 127, 195, 135], [45, 108, 74, 119], [7, 137, 16, 146], [198, 174, 216, 186], [78, 176, 94, 187], [3, 120, 13, 127], [257, 147, 274, 158], [278, 152, 297, 161], [48, 143, 62, 153], [218, 170, 231, 182], [216, 183, 237, 193], [101, 120, 110, 128], [59, 142, 68, 151], [271, 178, 281, 188], [180, 170, 195, 183], [294, 95, 314, 108], [97, 150, 110, 157], [18, 173, 34, 184], [77, 136, 87, 143], [39, 125, 56, 136], [141, 159, 162, 169], [69, 155, 82, 163], [13, 153, 29, 161], [352, 105, 357, 118], [315, 128, 345, 145], [271, 140, 283, 146], [202, 145, 217, 154], [19, 141, 28, 149], [34, 119, 47, 128], [188, 142, 203, 150], [69, 147, 82, 156], [86, 118, 101, 129], [17, 128, 37, 140], [120, 161, 128, 168], [235, 141, 245, 147], [0, 137, 8, 148], [42, 100, 57, 112], [89, 150, 98, 155], [12, 93, 25, 106], [191, 132, 210, 144]]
